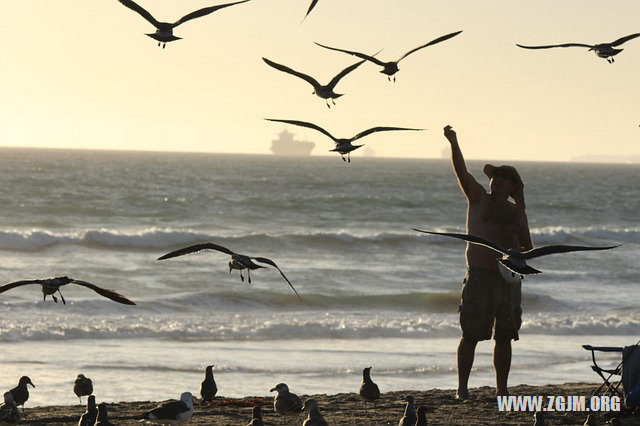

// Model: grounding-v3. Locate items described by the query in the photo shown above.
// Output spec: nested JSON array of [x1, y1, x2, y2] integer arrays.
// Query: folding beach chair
[[583, 343, 640, 409]]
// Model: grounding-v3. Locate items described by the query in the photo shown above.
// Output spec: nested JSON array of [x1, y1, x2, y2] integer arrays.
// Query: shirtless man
[[443, 125, 533, 399]]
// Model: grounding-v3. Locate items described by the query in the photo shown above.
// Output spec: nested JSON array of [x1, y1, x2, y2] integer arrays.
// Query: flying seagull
[[265, 118, 423, 162], [315, 30, 462, 81], [0, 276, 136, 305], [516, 33, 640, 63], [158, 243, 302, 300], [262, 57, 367, 108], [413, 229, 619, 276], [116, 0, 251, 48]]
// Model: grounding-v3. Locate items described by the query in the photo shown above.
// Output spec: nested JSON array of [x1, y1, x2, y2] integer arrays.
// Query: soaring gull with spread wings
[[517, 33, 640, 63]]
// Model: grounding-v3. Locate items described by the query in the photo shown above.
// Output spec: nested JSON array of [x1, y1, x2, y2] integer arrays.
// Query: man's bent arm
[[444, 125, 483, 202]]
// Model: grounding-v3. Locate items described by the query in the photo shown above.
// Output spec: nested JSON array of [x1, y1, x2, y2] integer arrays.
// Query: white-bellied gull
[[266, 118, 422, 162], [0, 276, 136, 305], [302, 399, 328, 426], [200, 365, 218, 403], [139, 392, 194, 425], [270, 383, 302, 419], [516, 33, 640, 63], [158, 243, 302, 300], [359, 367, 380, 410], [78, 395, 97, 426], [74, 374, 93, 404], [315, 31, 462, 81], [0, 392, 20, 424], [116, 0, 251, 48], [262, 57, 367, 108], [8, 376, 34, 410], [413, 229, 619, 277], [398, 395, 416, 426]]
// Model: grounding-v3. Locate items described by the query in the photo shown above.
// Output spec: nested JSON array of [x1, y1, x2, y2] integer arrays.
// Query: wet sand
[[16, 382, 640, 425]]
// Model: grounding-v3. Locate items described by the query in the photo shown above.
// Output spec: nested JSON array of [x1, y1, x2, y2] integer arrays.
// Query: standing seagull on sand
[[8, 376, 34, 411], [302, 399, 328, 426], [94, 403, 114, 426], [516, 33, 640, 63], [200, 365, 218, 403], [78, 395, 97, 426], [74, 374, 93, 404], [270, 383, 303, 420], [262, 57, 367, 108], [158, 243, 302, 300], [398, 395, 416, 426], [116, 0, 251, 48], [315, 31, 462, 81], [416, 405, 428, 426], [266, 118, 423, 162], [140, 392, 194, 425], [413, 229, 618, 277], [359, 367, 380, 409], [0, 392, 20, 424], [247, 405, 263, 426], [0, 276, 136, 305]]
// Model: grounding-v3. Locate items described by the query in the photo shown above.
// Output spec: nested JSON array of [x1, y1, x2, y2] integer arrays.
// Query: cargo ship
[[271, 129, 315, 156]]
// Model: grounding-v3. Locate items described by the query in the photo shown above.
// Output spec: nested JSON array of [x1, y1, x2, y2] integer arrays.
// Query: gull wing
[[314, 42, 387, 67], [0, 280, 43, 294], [351, 127, 423, 142], [158, 242, 235, 260], [251, 256, 302, 301], [412, 229, 509, 256], [304, 0, 319, 20], [71, 280, 137, 306], [117, 0, 161, 28], [516, 43, 593, 49], [262, 58, 320, 89], [610, 33, 640, 46], [398, 30, 463, 62], [327, 59, 366, 89], [265, 119, 337, 143], [173, 0, 250, 27], [521, 244, 619, 260], [144, 400, 190, 419]]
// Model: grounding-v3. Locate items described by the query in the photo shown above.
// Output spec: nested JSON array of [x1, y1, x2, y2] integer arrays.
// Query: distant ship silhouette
[[271, 129, 315, 156]]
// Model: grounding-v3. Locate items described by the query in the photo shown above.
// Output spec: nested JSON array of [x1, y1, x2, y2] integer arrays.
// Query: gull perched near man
[[315, 30, 462, 81], [73, 374, 93, 404], [516, 33, 640, 63], [0, 276, 136, 305], [413, 229, 619, 277], [266, 118, 423, 162], [262, 57, 368, 108], [116, 0, 251, 48], [158, 242, 302, 300]]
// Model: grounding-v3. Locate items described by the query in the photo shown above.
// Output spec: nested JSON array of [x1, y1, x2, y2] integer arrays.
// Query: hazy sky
[[1, 0, 639, 161]]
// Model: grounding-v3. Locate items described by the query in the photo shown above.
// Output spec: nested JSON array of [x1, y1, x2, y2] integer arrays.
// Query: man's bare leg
[[494, 339, 511, 396], [457, 337, 477, 399]]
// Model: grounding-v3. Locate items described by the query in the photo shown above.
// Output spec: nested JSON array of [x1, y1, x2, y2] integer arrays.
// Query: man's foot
[[455, 388, 469, 400]]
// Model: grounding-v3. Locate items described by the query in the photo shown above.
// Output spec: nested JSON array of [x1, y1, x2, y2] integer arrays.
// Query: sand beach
[[13, 383, 639, 425]]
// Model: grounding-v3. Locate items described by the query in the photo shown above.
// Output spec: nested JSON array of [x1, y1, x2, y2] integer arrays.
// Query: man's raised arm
[[444, 125, 483, 202]]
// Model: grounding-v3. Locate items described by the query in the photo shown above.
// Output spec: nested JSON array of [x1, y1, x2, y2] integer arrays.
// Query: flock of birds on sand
[[0, 367, 434, 425], [0, 0, 629, 424]]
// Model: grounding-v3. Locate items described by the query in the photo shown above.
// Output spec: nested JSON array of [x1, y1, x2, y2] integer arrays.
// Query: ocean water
[[0, 148, 638, 407]]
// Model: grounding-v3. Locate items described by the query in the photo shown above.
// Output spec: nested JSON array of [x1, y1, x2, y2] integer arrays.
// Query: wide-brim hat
[[483, 164, 523, 188]]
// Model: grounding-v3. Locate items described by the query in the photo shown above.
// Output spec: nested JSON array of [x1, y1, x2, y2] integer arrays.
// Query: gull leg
[[341, 154, 346, 162], [163, 43, 166, 49], [348, 153, 351, 163], [240, 271, 245, 282], [158, 42, 161, 47], [325, 99, 331, 109], [59, 289, 66, 305], [393, 75, 396, 82], [332, 98, 336, 105], [52, 294, 58, 303], [247, 270, 252, 284]]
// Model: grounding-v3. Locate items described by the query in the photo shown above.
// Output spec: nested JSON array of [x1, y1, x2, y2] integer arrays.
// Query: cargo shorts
[[459, 266, 522, 341]]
